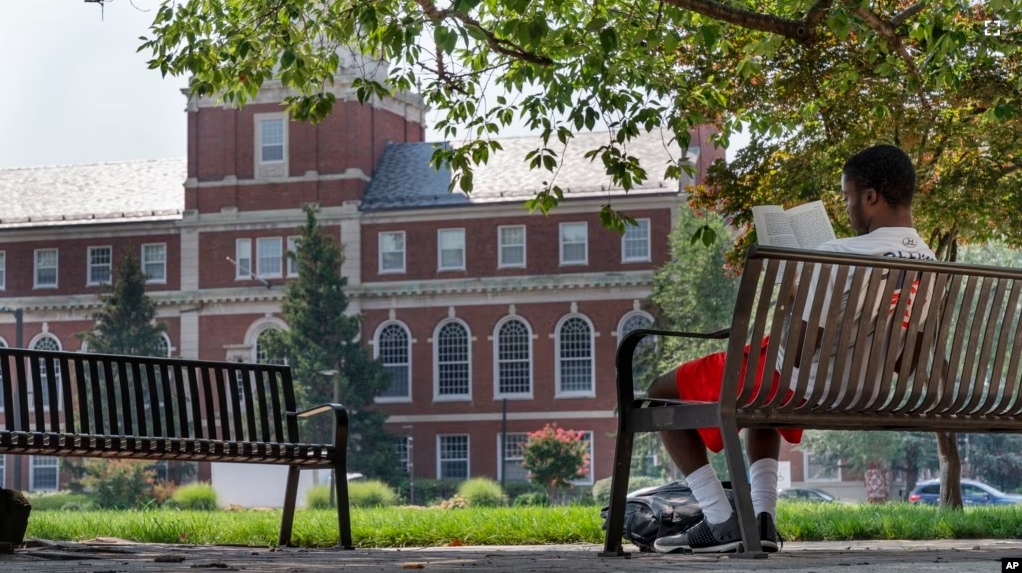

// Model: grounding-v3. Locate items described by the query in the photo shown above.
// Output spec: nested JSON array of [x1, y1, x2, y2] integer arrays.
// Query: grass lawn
[[25, 502, 1022, 548]]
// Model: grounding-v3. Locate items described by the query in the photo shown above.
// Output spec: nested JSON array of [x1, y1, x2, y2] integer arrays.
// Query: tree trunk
[[905, 465, 919, 501], [937, 431, 963, 509]]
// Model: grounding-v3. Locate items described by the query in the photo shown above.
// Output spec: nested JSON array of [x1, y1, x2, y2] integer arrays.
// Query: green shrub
[[457, 478, 506, 507], [167, 483, 218, 510], [512, 492, 550, 507], [439, 494, 469, 509], [592, 476, 664, 506], [348, 480, 398, 507], [306, 485, 332, 509], [26, 492, 93, 511], [82, 459, 156, 509], [504, 481, 544, 501]]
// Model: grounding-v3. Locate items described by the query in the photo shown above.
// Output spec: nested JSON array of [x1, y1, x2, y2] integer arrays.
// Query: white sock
[[750, 458, 779, 519], [686, 464, 733, 524]]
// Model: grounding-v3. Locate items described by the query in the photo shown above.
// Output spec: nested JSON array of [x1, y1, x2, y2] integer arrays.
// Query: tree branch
[[412, 0, 554, 65], [891, 2, 926, 27], [660, 0, 813, 41], [851, 5, 931, 112], [805, 0, 834, 27]]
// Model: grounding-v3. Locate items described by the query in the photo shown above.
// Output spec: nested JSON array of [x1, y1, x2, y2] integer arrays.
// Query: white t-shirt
[[776, 227, 937, 397]]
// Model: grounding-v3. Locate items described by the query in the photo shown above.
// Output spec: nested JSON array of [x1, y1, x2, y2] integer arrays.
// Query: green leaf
[[585, 17, 608, 32], [281, 49, 296, 68], [700, 26, 719, 50], [599, 28, 618, 53]]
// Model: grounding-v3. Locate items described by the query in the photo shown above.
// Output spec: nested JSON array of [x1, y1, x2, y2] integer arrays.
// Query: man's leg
[[746, 428, 781, 520]]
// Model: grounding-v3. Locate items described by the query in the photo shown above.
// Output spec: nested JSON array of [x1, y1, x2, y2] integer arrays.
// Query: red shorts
[[674, 337, 803, 453]]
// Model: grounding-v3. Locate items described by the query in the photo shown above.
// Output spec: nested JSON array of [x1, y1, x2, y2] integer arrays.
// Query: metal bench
[[601, 245, 1022, 557], [0, 347, 352, 549]]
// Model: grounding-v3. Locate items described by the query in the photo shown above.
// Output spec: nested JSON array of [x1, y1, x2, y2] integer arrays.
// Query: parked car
[[779, 487, 838, 502], [908, 479, 1022, 506]]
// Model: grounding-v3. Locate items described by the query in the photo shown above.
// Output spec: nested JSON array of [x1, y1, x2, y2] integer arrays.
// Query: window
[[556, 316, 595, 395], [0, 339, 5, 410], [570, 432, 594, 485], [618, 312, 656, 392], [30, 456, 59, 492], [142, 243, 167, 283], [495, 318, 531, 397], [376, 323, 411, 401], [235, 239, 252, 279], [254, 328, 286, 365], [435, 321, 470, 398], [498, 433, 530, 482], [559, 223, 588, 265], [0, 251, 5, 290], [34, 248, 58, 288], [438, 229, 466, 271], [155, 333, 172, 358], [31, 335, 62, 408], [803, 451, 840, 481], [259, 117, 286, 163], [87, 246, 113, 285], [0, 455, 4, 488], [438, 435, 469, 479], [396, 436, 410, 473], [379, 232, 406, 273], [498, 226, 526, 268], [622, 219, 651, 262], [287, 236, 300, 277], [257, 237, 283, 278]]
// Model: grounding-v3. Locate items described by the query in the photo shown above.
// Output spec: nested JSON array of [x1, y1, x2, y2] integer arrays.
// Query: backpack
[[599, 480, 737, 552]]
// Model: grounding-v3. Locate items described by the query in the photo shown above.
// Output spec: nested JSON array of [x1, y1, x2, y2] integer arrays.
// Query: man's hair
[[842, 144, 916, 207]]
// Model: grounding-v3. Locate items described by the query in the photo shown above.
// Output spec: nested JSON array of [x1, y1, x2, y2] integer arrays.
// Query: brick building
[[2, 57, 847, 499]]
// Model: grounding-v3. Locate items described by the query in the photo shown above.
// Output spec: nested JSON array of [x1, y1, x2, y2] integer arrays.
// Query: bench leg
[[333, 457, 354, 550], [278, 465, 301, 547], [720, 419, 766, 558], [599, 417, 634, 557]]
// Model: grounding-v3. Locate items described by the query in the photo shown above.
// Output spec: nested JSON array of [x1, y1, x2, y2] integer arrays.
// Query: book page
[[786, 200, 837, 250], [751, 205, 800, 249]]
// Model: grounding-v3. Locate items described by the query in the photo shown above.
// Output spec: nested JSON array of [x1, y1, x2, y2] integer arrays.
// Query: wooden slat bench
[[0, 347, 352, 549], [601, 245, 1022, 557]]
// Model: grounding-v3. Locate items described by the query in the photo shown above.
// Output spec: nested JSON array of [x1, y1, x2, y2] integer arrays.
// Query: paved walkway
[[1, 539, 1019, 572]]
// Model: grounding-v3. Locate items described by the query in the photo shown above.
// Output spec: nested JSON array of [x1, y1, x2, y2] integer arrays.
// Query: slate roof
[[0, 158, 186, 229], [360, 130, 685, 211]]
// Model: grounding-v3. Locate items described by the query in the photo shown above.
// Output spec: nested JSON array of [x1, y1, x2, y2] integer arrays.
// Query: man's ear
[[863, 187, 879, 206]]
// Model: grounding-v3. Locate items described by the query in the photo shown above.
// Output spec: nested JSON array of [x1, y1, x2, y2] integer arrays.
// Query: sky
[[0, 2, 747, 170]]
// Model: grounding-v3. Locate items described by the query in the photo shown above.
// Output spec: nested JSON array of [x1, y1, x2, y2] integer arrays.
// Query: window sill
[[378, 268, 407, 275], [558, 261, 588, 267], [622, 257, 652, 264], [433, 395, 472, 403], [494, 393, 533, 401], [438, 267, 467, 272], [497, 264, 526, 270], [374, 397, 413, 404], [554, 392, 596, 399], [146, 280, 168, 285], [33, 285, 58, 290]]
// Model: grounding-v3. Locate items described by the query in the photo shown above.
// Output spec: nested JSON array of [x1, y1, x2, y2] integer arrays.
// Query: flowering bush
[[521, 424, 590, 490]]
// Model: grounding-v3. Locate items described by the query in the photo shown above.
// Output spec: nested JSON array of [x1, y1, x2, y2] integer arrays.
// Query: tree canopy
[[79, 252, 167, 357], [141, 0, 1021, 231]]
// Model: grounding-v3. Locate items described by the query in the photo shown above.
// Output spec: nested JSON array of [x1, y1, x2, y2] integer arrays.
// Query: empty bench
[[0, 347, 352, 548], [602, 245, 1022, 556]]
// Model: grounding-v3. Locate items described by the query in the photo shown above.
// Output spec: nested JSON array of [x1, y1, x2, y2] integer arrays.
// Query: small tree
[[521, 424, 589, 500], [79, 251, 166, 357]]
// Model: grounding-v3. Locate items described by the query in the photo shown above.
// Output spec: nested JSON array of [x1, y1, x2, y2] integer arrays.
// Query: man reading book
[[650, 144, 937, 554]]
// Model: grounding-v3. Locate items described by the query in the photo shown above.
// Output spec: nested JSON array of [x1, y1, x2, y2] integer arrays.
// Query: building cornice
[[183, 168, 370, 189], [360, 194, 680, 224]]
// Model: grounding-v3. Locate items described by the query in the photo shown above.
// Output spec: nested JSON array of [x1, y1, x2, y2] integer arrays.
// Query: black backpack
[[599, 480, 737, 552]]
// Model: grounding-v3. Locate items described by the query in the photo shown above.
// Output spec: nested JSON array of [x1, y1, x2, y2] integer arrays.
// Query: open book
[[752, 200, 836, 251]]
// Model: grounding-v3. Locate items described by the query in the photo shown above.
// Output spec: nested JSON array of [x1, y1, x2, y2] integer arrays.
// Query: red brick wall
[[361, 208, 672, 282], [0, 233, 181, 297], [197, 313, 284, 361], [197, 225, 341, 289]]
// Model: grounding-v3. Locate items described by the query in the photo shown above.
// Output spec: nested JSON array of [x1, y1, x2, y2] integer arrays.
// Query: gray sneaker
[[653, 513, 743, 554], [759, 512, 781, 553]]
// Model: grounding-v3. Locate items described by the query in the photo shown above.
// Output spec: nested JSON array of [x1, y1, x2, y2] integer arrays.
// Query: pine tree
[[79, 251, 166, 356], [262, 204, 399, 481]]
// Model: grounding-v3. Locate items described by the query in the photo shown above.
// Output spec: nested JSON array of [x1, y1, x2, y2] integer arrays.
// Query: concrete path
[[1, 538, 1019, 572]]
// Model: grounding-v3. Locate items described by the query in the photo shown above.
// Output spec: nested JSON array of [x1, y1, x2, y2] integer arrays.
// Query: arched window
[[375, 322, 411, 400], [556, 316, 594, 396], [618, 311, 656, 392], [435, 320, 470, 399], [495, 318, 532, 397], [31, 334, 62, 407], [0, 338, 6, 410], [254, 328, 286, 365], [155, 333, 172, 358]]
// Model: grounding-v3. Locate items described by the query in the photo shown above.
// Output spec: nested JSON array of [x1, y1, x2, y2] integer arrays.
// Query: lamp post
[[0, 306, 23, 492], [401, 425, 415, 505], [319, 368, 341, 508]]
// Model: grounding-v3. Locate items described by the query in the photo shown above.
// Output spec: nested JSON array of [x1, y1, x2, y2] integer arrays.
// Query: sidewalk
[[1, 539, 1019, 572]]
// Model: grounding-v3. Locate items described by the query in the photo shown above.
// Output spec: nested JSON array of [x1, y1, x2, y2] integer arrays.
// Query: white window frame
[[86, 246, 113, 286], [803, 450, 842, 482], [141, 243, 168, 284], [493, 316, 534, 399], [497, 225, 527, 269], [617, 311, 657, 394], [156, 332, 173, 358], [496, 432, 531, 482], [373, 320, 413, 404], [436, 434, 470, 480], [34, 248, 59, 289], [257, 237, 284, 279], [0, 454, 4, 488], [29, 455, 59, 493], [570, 431, 595, 486], [286, 236, 300, 277], [378, 231, 407, 274], [235, 239, 252, 280], [621, 218, 652, 263], [0, 251, 6, 290], [255, 112, 288, 167], [437, 228, 466, 272], [29, 333, 63, 410], [433, 318, 472, 401], [554, 313, 597, 398], [396, 436, 410, 474], [559, 222, 588, 266]]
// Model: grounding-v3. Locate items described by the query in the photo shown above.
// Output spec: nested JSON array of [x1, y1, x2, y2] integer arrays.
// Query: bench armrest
[[292, 403, 348, 419], [616, 328, 730, 406]]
